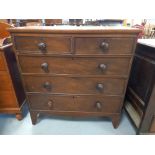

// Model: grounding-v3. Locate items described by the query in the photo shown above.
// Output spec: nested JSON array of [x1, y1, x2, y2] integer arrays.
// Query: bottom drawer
[[28, 94, 123, 113], [75, 95, 123, 113]]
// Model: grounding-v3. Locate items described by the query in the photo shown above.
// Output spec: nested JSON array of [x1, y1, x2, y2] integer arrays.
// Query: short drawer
[[23, 76, 126, 95], [0, 53, 6, 71], [14, 36, 71, 54], [28, 94, 122, 113], [75, 37, 134, 55], [0, 72, 12, 91], [75, 95, 122, 113], [19, 55, 131, 76], [28, 95, 75, 111]]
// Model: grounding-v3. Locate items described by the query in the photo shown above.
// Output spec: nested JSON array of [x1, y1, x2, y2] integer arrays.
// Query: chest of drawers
[[9, 26, 140, 128]]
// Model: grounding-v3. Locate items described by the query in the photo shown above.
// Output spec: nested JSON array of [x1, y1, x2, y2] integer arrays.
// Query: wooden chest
[[9, 26, 140, 127], [0, 39, 25, 120]]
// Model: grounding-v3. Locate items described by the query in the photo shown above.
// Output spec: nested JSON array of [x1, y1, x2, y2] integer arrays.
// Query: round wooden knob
[[41, 62, 49, 73], [96, 83, 104, 91], [43, 82, 52, 91], [96, 102, 102, 110], [47, 100, 53, 109], [98, 64, 107, 71], [100, 42, 109, 51], [38, 42, 46, 51]]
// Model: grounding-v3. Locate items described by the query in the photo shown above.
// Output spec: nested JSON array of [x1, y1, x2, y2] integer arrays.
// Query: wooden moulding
[[8, 26, 142, 35]]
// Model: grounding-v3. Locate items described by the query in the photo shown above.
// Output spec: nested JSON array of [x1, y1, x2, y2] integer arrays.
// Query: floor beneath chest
[[0, 104, 136, 135]]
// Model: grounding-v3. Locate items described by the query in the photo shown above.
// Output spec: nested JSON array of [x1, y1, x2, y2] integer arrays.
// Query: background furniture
[[125, 39, 155, 134], [0, 38, 25, 120], [11, 19, 42, 27], [0, 22, 12, 39], [69, 19, 83, 26], [0, 22, 25, 120], [9, 26, 140, 126], [9, 19, 62, 26], [45, 19, 62, 26]]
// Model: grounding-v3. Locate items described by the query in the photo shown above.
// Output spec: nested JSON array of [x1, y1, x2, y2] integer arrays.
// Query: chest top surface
[[8, 26, 141, 34]]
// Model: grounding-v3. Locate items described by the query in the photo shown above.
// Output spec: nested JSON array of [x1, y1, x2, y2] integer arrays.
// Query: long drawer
[[23, 75, 126, 95], [14, 36, 71, 54], [28, 94, 122, 113], [75, 37, 134, 54], [19, 55, 131, 76]]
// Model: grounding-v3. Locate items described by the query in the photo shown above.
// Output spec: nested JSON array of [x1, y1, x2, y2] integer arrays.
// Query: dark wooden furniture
[[9, 26, 140, 127], [0, 38, 25, 120], [69, 19, 83, 26], [125, 39, 155, 134]]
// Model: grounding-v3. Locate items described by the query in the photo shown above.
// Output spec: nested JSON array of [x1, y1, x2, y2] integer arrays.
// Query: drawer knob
[[41, 62, 49, 73], [38, 42, 46, 52], [98, 64, 107, 71], [96, 83, 104, 91], [47, 100, 53, 109], [96, 102, 102, 110], [100, 42, 109, 51], [43, 82, 52, 91]]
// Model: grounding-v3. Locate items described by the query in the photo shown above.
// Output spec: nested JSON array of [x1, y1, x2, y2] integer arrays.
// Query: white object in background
[[62, 19, 69, 25], [41, 19, 45, 26], [138, 39, 155, 48]]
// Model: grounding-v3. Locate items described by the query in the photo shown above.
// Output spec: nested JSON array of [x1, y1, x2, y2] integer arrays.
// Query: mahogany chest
[[9, 26, 140, 127]]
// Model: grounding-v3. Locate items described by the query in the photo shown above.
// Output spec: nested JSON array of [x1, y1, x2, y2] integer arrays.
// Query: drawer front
[[23, 76, 125, 95], [75, 95, 122, 113], [0, 72, 12, 91], [14, 36, 71, 54], [19, 56, 130, 76], [28, 94, 122, 113], [75, 37, 134, 54], [0, 53, 6, 71], [28, 95, 75, 111]]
